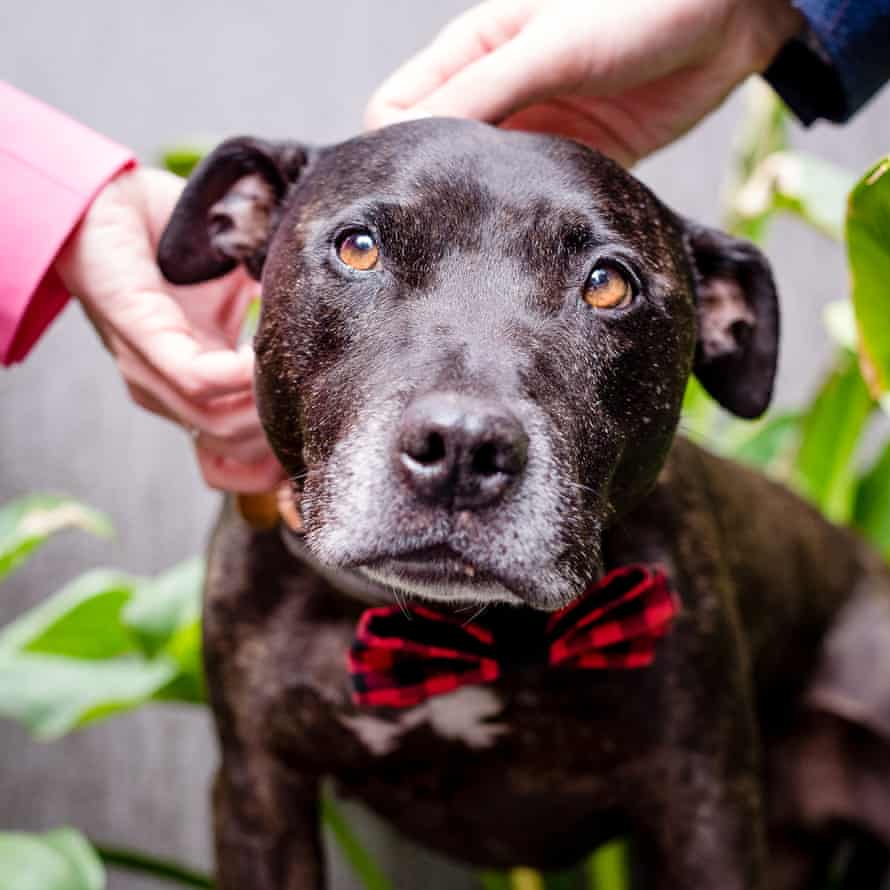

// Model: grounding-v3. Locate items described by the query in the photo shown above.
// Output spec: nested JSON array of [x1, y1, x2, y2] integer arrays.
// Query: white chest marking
[[339, 686, 511, 756]]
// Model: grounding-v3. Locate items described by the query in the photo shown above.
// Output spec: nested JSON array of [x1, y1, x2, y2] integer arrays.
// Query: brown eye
[[336, 229, 379, 271], [583, 262, 634, 310]]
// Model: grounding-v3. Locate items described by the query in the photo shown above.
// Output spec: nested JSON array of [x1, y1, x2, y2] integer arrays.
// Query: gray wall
[[2, 2, 889, 888]]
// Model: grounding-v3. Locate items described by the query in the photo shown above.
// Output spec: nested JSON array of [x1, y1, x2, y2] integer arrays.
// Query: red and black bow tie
[[348, 565, 679, 709]]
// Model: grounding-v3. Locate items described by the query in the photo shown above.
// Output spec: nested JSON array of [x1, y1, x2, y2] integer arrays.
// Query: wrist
[[53, 164, 139, 294], [743, 0, 804, 74]]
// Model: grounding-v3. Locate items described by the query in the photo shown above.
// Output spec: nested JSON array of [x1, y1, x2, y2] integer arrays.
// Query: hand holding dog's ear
[[54, 167, 284, 492], [157, 138, 310, 284], [365, 0, 802, 167]]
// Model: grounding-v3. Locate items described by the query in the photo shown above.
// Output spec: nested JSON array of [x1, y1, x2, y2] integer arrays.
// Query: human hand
[[54, 167, 284, 492], [365, 0, 802, 167]]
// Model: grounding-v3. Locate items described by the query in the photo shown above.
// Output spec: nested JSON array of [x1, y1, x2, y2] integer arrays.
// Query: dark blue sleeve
[[764, 0, 890, 124]]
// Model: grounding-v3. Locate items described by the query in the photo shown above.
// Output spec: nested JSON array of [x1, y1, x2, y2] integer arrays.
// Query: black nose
[[396, 393, 529, 509]]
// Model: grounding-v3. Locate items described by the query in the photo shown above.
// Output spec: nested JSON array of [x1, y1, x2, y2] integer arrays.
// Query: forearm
[[0, 81, 135, 365], [765, 0, 890, 124]]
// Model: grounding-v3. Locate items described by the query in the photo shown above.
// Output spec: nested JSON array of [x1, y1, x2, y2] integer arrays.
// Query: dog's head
[[159, 119, 778, 610]]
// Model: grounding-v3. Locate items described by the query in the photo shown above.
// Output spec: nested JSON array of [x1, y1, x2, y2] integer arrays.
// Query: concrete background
[[2, 2, 889, 888]]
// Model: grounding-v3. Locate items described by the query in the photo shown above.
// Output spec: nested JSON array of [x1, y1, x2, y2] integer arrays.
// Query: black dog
[[158, 119, 890, 890]]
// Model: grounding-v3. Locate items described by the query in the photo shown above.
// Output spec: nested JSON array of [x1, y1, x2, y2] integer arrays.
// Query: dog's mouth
[[353, 544, 525, 606], [365, 544, 488, 584]]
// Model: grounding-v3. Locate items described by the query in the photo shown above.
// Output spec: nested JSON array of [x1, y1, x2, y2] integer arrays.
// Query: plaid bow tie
[[349, 565, 679, 709]]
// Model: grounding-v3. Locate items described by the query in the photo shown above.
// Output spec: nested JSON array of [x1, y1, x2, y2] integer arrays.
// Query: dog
[[158, 118, 890, 890]]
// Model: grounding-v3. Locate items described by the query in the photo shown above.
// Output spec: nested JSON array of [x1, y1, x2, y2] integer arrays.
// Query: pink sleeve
[[0, 81, 136, 365]]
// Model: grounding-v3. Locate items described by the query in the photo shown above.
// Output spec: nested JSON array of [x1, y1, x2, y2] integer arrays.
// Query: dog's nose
[[396, 393, 529, 509]]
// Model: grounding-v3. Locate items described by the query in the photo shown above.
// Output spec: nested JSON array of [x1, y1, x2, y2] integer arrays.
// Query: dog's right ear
[[158, 137, 312, 284]]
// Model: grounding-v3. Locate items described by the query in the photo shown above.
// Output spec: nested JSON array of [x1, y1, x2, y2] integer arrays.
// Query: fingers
[[400, 27, 564, 125], [195, 448, 285, 493], [365, 0, 535, 128], [193, 426, 274, 465], [128, 379, 284, 492], [119, 338, 257, 429], [109, 291, 255, 402]]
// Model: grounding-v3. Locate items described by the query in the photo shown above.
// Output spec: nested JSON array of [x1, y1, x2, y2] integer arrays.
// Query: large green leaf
[[793, 352, 874, 522], [321, 793, 394, 890], [0, 495, 112, 583], [722, 412, 801, 474], [123, 558, 206, 703], [853, 440, 890, 559], [153, 618, 205, 704], [0, 570, 136, 659], [680, 377, 721, 446], [0, 829, 104, 890], [0, 651, 176, 738], [847, 156, 890, 398], [122, 558, 203, 656], [0, 558, 206, 737]]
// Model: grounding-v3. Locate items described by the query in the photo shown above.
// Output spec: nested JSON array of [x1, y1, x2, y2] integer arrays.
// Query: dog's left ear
[[684, 221, 780, 419], [158, 136, 313, 284]]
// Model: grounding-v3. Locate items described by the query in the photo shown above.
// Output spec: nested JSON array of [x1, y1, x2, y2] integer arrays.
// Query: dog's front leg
[[630, 709, 766, 890], [639, 773, 765, 890], [213, 750, 325, 890]]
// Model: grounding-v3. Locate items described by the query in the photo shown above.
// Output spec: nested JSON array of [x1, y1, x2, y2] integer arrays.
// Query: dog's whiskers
[[565, 480, 598, 496], [391, 587, 412, 619], [461, 602, 489, 626]]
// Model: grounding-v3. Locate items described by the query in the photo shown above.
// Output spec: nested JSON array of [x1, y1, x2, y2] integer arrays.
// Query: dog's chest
[[330, 674, 652, 868], [262, 610, 661, 788]]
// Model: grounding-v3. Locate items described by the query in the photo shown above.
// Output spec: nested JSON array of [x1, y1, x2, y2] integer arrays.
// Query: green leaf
[[793, 352, 874, 522], [723, 80, 789, 241], [853, 440, 890, 559], [585, 840, 629, 890], [847, 156, 890, 397], [154, 619, 205, 704], [320, 793, 394, 890], [240, 296, 262, 342], [508, 870, 544, 890], [0, 651, 176, 738], [680, 377, 721, 446], [823, 300, 859, 352], [0, 828, 105, 890], [159, 145, 208, 178], [0, 494, 112, 583], [731, 152, 854, 242], [0, 569, 137, 659], [122, 558, 203, 656], [723, 412, 800, 473], [0, 558, 206, 737], [93, 844, 212, 888]]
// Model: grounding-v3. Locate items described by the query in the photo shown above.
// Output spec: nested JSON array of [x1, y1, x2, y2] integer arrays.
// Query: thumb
[[404, 28, 565, 125]]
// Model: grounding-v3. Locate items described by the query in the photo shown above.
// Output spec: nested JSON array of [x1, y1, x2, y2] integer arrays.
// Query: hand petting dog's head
[[159, 119, 778, 610]]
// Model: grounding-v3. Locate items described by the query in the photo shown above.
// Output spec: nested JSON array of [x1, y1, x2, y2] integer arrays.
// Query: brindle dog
[[158, 119, 890, 890]]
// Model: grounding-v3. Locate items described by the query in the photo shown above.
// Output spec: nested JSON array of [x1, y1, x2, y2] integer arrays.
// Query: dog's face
[[160, 119, 778, 610]]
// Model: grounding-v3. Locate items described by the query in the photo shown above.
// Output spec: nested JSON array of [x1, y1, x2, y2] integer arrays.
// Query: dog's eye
[[583, 262, 634, 310], [336, 229, 380, 271]]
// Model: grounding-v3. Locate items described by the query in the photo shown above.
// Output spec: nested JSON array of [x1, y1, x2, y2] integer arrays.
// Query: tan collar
[[236, 486, 304, 534], [234, 487, 390, 607]]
